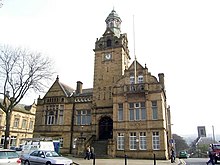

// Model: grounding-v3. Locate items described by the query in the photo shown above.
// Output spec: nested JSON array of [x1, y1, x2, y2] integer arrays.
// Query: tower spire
[[105, 9, 122, 37]]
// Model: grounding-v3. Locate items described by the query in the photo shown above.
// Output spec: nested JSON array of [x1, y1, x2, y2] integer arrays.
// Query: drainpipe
[[70, 100, 75, 154]]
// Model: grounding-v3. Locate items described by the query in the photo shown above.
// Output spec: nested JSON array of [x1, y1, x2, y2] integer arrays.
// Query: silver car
[[22, 150, 73, 165], [0, 149, 21, 165]]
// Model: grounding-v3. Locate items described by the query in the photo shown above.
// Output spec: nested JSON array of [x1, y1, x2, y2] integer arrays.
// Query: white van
[[20, 140, 55, 161]]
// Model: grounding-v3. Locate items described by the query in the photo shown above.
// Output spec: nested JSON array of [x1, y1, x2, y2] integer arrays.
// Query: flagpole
[[133, 15, 137, 84], [212, 125, 215, 143]]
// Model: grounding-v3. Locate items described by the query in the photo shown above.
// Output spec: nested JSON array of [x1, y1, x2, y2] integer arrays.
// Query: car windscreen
[[7, 151, 19, 158], [0, 151, 18, 159], [0, 152, 6, 159], [213, 145, 220, 150]]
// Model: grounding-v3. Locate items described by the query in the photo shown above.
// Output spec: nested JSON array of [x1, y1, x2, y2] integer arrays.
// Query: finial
[[56, 75, 59, 80], [112, 6, 116, 13]]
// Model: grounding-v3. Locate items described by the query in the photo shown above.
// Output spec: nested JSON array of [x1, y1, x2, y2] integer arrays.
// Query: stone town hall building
[[34, 10, 172, 159]]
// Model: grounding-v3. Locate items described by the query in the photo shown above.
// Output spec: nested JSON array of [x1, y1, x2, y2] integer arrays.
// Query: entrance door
[[99, 116, 113, 140]]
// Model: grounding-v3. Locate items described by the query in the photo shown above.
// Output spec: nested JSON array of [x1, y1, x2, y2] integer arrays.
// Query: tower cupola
[[105, 9, 122, 37]]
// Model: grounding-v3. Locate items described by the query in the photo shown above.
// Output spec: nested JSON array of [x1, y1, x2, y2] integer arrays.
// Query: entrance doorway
[[99, 116, 113, 140]]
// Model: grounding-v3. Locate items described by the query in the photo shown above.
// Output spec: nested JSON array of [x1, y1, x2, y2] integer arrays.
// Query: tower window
[[107, 39, 112, 47]]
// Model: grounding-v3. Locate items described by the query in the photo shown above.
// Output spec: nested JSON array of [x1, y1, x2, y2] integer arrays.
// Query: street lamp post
[[212, 125, 215, 143], [167, 123, 174, 160], [136, 138, 139, 159]]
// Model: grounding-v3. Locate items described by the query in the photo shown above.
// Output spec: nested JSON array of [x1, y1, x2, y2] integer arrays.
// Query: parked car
[[22, 150, 73, 165], [178, 151, 188, 159], [0, 149, 21, 165], [10, 146, 22, 151], [211, 143, 220, 164]]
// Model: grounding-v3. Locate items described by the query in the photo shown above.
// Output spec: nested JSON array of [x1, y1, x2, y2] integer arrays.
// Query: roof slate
[[0, 98, 34, 114], [59, 82, 74, 97]]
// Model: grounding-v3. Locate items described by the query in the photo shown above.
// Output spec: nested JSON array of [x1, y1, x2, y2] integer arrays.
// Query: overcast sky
[[0, 0, 220, 137]]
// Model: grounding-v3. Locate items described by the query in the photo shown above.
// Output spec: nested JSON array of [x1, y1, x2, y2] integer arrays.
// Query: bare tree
[[0, 0, 3, 8], [0, 45, 54, 148]]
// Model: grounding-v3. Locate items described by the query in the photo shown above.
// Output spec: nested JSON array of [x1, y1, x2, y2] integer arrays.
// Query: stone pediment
[[103, 28, 115, 37], [43, 77, 74, 98], [127, 60, 144, 71]]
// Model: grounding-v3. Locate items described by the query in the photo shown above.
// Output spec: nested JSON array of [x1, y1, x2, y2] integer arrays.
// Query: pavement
[[67, 156, 186, 165]]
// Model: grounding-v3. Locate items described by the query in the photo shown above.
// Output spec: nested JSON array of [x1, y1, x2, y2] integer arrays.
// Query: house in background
[[0, 100, 36, 147], [34, 9, 172, 159], [197, 126, 207, 138]]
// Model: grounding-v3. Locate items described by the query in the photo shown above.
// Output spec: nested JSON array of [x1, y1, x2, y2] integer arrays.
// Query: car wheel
[[24, 160, 30, 165], [46, 162, 52, 165]]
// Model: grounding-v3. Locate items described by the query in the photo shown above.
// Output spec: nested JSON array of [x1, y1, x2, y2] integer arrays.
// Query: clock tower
[[93, 10, 130, 107]]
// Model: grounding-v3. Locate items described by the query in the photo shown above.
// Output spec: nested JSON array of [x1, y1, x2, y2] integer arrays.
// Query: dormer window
[[107, 39, 112, 47]]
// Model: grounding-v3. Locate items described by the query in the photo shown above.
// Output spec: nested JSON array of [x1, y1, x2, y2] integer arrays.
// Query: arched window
[[47, 111, 55, 125]]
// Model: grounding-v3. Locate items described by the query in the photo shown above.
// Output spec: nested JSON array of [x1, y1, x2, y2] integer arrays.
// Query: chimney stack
[[158, 73, 165, 89], [76, 81, 83, 94]]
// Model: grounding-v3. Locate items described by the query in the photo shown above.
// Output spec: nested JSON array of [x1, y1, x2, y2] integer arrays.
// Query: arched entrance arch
[[99, 116, 113, 140]]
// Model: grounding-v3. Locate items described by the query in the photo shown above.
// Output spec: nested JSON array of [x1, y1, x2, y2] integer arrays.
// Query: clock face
[[105, 53, 112, 60]]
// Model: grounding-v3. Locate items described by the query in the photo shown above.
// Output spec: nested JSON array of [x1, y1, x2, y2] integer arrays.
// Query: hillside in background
[[180, 134, 220, 145]]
